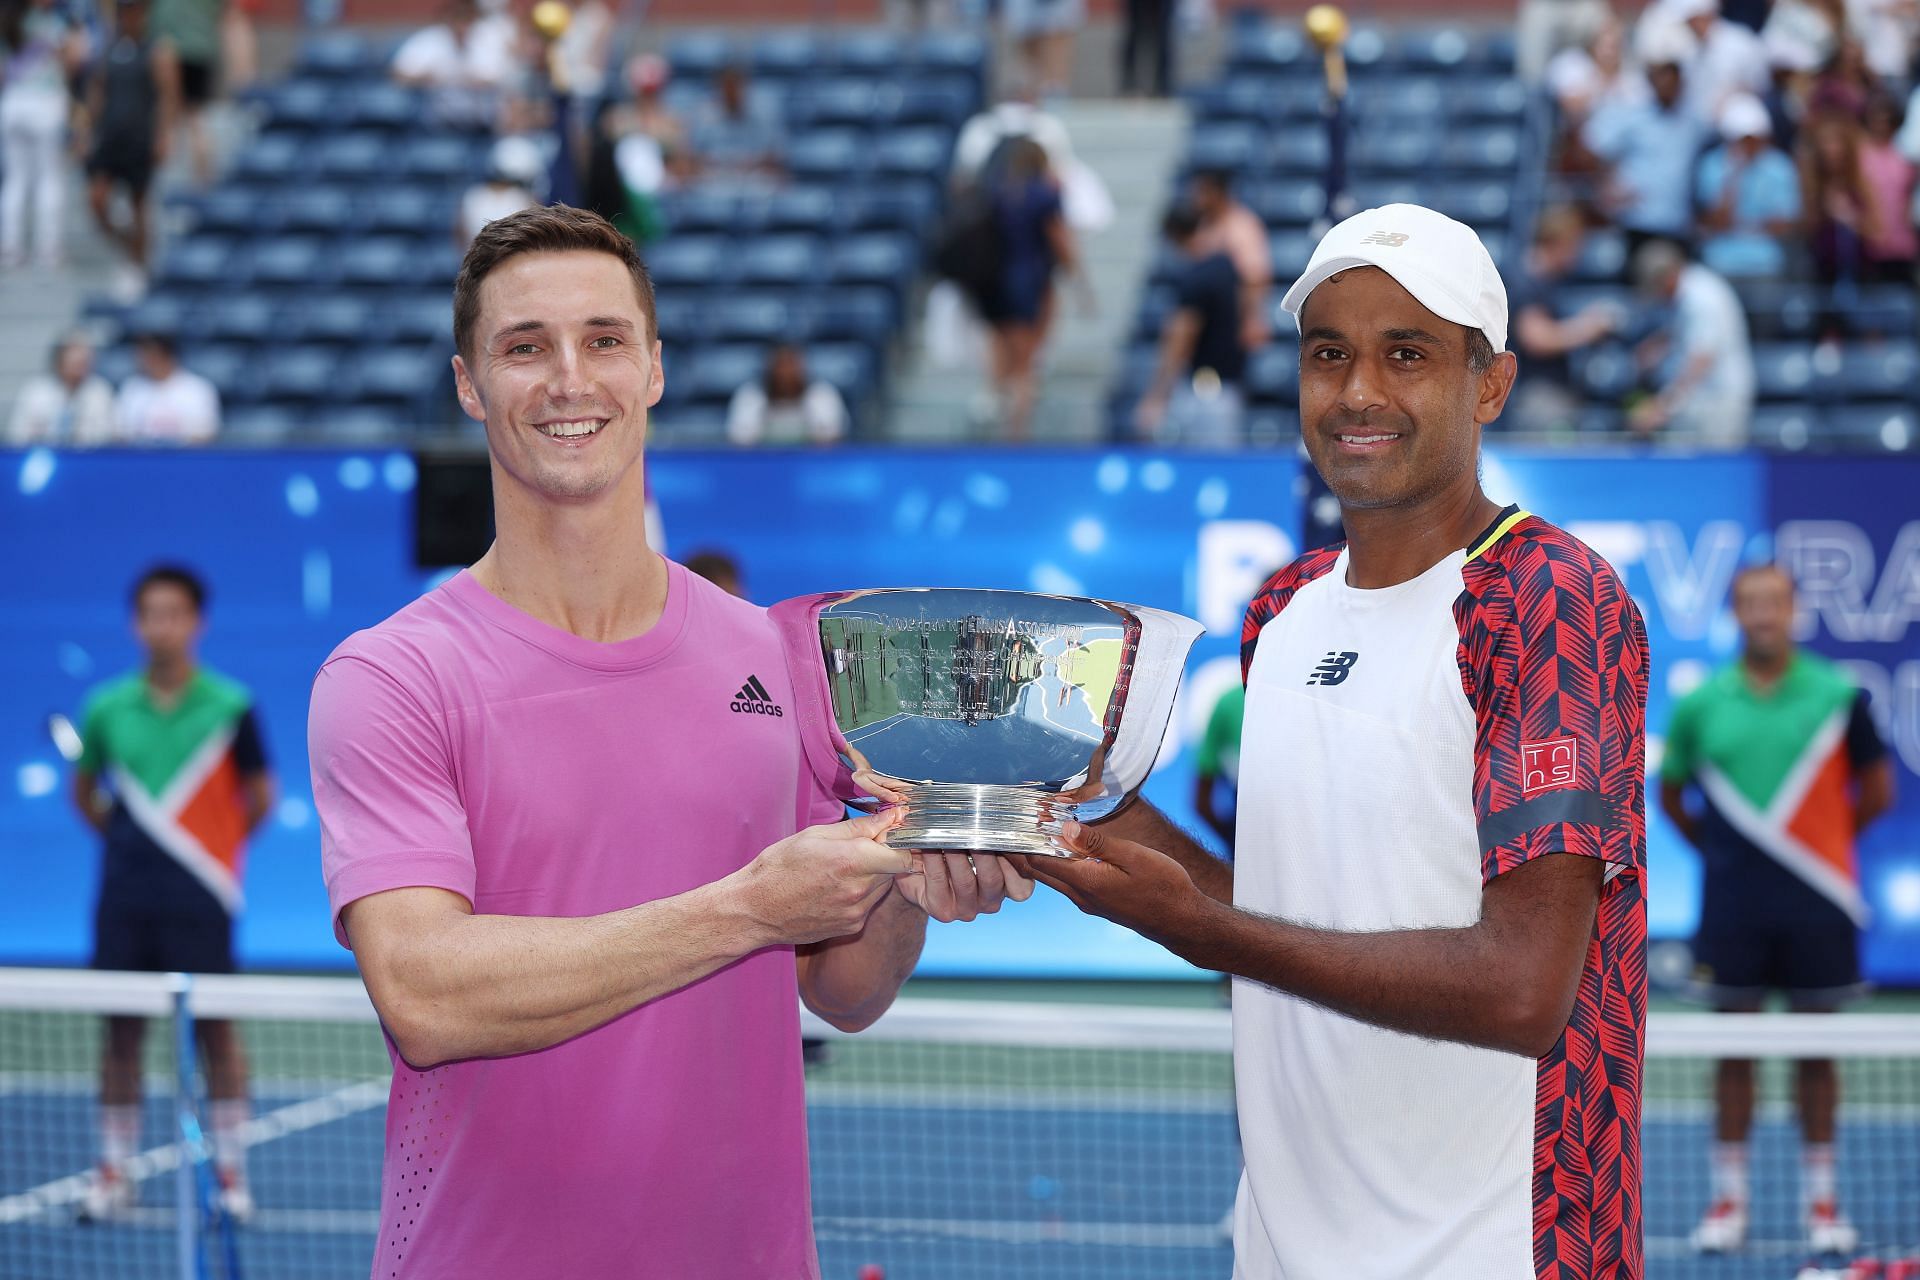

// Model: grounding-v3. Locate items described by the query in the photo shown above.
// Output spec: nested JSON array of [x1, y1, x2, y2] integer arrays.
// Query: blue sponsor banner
[[3, 447, 1916, 982]]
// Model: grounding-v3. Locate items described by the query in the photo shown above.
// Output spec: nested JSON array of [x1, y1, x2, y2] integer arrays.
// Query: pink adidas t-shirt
[[308, 560, 841, 1279]]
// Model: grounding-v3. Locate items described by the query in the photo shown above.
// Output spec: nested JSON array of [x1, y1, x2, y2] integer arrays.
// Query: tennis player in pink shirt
[[309, 205, 1030, 1278]]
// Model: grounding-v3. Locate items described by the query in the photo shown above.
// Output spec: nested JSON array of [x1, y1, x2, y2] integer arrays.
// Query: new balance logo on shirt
[[1306, 651, 1360, 686], [730, 675, 785, 717]]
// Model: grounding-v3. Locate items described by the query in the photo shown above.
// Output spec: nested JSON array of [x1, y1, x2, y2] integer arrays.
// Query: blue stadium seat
[[364, 187, 450, 237], [158, 236, 242, 289], [338, 236, 416, 286], [278, 186, 357, 234], [1354, 79, 1444, 122], [316, 406, 414, 441], [261, 347, 342, 403], [250, 235, 332, 287], [1439, 127, 1522, 173], [94, 344, 138, 387], [383, 296, 454, 345], [646, 235, 733, 289], [1347, 178, 1423, 210], [298, 33, 377, 80], [1393, 28, 1479, 73], [1245, 346, 1300, 405], [1444, 80, 1527, 122], [1572, 343, 1638, 400], [874, 127, 952, 176], [1245, 409, 1304, 446], [1351, 129, 1441, 176], [402, 135, 482, 182], [913, 30, 988, 78], [826, 233, 915, 288], [685, 345, 766, 404], [737, 235, 823, 287], [1570, 229, 1629, 283], [1227, 25, 1310, 75], [352, 345, 449, 417], [190, 187, 277, 235], [1734, 281, 1819, 340], [1816, 341, 1920, 401], [800, 289, 896, 344], [758, 185, 838, 234], [264, 80, 335, 133], [1826, 403, 1917, 451], [1842, 286, 1919, 337], [661, 190, 741, 236], [752, 30, 820, 79], [792, 79, 879, 129], [666, 32, 733, 80], [1429, 181, 1512, 225], [181, 344, 259, 405], [652, 408, 732, 446], [1754, 342, 1815, 400], [1187, 122, 1262, 173], [1264, 128, 1331, 176], [115, 295, 190, 343], [652, 295, 709, 345], [202, 294, 277, 344], [787, 130, 867, 180], [1269, 229, 1316, 279], [410, 243, 462, 287], [291, 295, 376, 345], [349, 83, 424, 132], [835, 29, 905, 73], [707, 293, 795, 344], [1749, 403, 1820, 450], [316, 131, 392, 181], [1246, 178, 1324, 227], [807, 342, 878, 403], [1343, 27, 1392, 73], [891, 81, 975, 128], [222, 404, 303, 444], [234, 134, 305, 182], [839, 182, 938, 234]]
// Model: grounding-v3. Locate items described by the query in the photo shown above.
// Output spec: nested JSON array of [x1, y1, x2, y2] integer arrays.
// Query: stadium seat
[[1754, 342, 1815, 400], [291, 295, 376, 346], [1245, 346, 1301, 405], [1569, 230, 1629, 282], [1229, 25, 1310, 74], [1826, 403, 1917, 451], [661, 190, 741, 236], [826, 233, 916, 288], [913, 29, 988, 78], [707, 294, 795, 344], [793, 79, 880, 129], [190, 187, 277, 236], [338, 236, 416, 286], [666, 31, 733, 79], [787, 130, 866, 180], [1187, 122, 1262, 174], [383, 296, 454, 345], [652, 295, 709, 345], [807, 343, 878, 404], [363, 187, 450, 237], [1342, 27, 1391, 73], [1245, 409, 1304, 446], [317, 405, 414, 440], [875, 127, 952, 177], [352, 345, 449, 418], [1269, 229, 1317, 279], [401, 135, 483, 182], [1732, 280, 1818, 340], [1354, 79, 1445, 123], [1393, 27, 1478, 73], [235, 134, 305, 182], [737, 235, 823, 287], [182, 344, 260, 406], [751, 30, 820, 79], [757, 186, 838, 234], [1444, 79, 1528, 122], [116, 295, 189, 342], [278, 186, 358, 234], [645, 236, 733, 289], [1750, 403, 1820, 450], [298, 33, 377, 79], [202, 294, 278, 344], [221, 404, 303, 444], [349, 83, 424, 133], [838, 183, 937, 234], [1351, 130, 1440, 176], [1572, 343, 1638, 401], [1247, 177, 1324, 228], [261, 347, 343, 404], [1818, 341, 1920, 401], [1265, 128, 1331, 176], [251, 235, 333, 286], [264, 80, 335, 133], [892, 81, 975, 128], [1439, 127, 1522, 174], [316, 131, 391, 182], [1842, 287, 1919, 338], [800, 289, 897, 344], [652, 408, 733, 446], [158, 236, 242, 289], [835, 29, 904, 73], [685, 345, 767, 404]]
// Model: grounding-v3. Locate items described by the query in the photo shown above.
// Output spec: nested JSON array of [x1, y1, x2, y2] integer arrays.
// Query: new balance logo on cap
[[730, 675, 785, 717], [1307, 651, 1360, 686], [1360, 231, 1409, 247]]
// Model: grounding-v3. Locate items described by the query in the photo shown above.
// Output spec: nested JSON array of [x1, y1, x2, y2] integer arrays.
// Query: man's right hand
[[729, 812, 915, 946]]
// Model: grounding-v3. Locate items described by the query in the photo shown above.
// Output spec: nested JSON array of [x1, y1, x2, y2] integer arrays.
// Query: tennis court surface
[[3, 969, 1917, 1279]]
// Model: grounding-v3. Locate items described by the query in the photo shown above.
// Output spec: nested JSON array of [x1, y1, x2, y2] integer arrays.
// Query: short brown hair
[[452, 205, 657, 360]]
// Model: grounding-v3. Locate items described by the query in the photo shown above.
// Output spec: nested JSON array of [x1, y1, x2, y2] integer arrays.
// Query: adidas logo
[[730, 675, 785, 717]]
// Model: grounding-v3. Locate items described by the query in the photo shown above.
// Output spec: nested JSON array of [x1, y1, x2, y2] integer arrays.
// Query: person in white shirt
[[391, 0, 520, 128], [7, 332, 117, 445], [458, 135, 544, 247], [726, 344, 848, 447], [1643, 0, 1768, 122], [1630, 240, 1754, 445], [115, 332, 220, 444]]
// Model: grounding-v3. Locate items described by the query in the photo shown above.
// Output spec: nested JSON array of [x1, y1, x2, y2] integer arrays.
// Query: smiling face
[[1296, 266, 1514, 513], [452, 249, 664, 507]]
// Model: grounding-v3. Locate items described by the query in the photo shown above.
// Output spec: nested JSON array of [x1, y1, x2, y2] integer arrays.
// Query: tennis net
[[2, 966, 1916, 1280]]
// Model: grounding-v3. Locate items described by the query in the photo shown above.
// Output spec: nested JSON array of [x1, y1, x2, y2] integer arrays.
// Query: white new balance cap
[[1280, 203, 1510, 353]]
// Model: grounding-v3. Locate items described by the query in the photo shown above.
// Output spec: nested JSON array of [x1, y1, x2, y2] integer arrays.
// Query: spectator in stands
[[1135, 204, 1245, 446], [1661, 563, 1894, 1258], [1799, 108, 1879, 285], [1508, 206, 1623, 431], [1583, 28, 1710, 254], [981, 136, 1079, 439], [685, 548, 744, 599], [85, 0, 178, 302], [952, 90, 1112, 234], [1, 0, 88, 270], [1859, 93, 1917, 280], [1656, 0, 1768, 123], [1192, 680, 1245, 855], [1760, 0, 1846, 74], [115, 331, 220, 444], [1119, 0, 1175, 98], [688, 63, 784, 188], [1188, 168, 1273, 353], [1694, 92, 1802, 278], [1629, 240, 1753, 445], [151, 0, 221, 185], [390, 0, 520, 130], [585, 54, 688, 243], [1761, 35, 1821, 153], [219, 0, 257, 92], [603, 53, 689, 180], [726, 344, 849, 447], [6, 332, 116, 445], [1004, 0, 1080, 102], [459, 134, 545, 247]]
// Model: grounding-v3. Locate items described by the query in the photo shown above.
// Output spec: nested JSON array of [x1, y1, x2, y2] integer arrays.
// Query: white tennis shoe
[[1804, 1200, 1858, 1255], [1691, 1199, 1749, 1253]]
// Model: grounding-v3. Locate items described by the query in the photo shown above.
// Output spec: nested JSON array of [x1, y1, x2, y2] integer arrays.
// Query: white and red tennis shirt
[[1230, 507, 1649, 1280]]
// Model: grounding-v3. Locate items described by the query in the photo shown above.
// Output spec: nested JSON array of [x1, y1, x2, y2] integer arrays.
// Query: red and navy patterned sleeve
[[1240, 545, 1344, 685], [1454, 518, 1649, 884]]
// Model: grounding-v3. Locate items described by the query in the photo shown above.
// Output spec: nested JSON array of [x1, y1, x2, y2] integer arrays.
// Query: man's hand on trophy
[[893, 850, 1035, 923], [1009, 821, 1205, 943], [730, 810, 915, 946]]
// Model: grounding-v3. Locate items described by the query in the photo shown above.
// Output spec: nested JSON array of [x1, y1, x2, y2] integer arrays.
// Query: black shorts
[[1692, 900, 1863, 1009], [86, 139, 154, 199], [178, 58, 216, 107], [92, 891, 235, 975]]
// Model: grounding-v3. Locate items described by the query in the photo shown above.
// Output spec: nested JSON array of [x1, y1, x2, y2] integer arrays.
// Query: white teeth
[[539, 419, 604, 438], [1340, 433, 1400, 444]]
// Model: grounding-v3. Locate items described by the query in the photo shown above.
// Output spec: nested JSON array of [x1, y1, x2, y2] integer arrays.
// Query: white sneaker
[[1691, 1199, 1749, 1253], [1805, 1200, 1859, 1254], [77, 1166, 134, 1221], [216, 1172, 254, 1224]]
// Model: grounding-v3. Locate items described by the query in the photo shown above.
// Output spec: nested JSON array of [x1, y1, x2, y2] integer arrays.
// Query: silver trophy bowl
[[771, 588, 1204, 855]]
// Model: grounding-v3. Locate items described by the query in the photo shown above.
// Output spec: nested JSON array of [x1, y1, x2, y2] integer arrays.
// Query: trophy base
[[883, 784, 1073, 857]]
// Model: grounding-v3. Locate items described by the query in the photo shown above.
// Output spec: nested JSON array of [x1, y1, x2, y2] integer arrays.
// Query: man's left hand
[[1008, 820, 1209, 944], [895, 850, 1035, 923]]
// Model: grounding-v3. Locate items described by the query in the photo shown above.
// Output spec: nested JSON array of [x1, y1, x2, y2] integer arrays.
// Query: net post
[[168, 973, 201, 1280]]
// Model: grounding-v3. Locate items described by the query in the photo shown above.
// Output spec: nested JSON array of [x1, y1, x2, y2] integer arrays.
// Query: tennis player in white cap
[[1019, 205, 1651, 1280]]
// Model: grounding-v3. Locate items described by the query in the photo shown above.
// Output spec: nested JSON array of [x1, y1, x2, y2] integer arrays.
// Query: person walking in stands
[[1664, 563, 1896, 1256], [71, 565, 276, 1222]]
